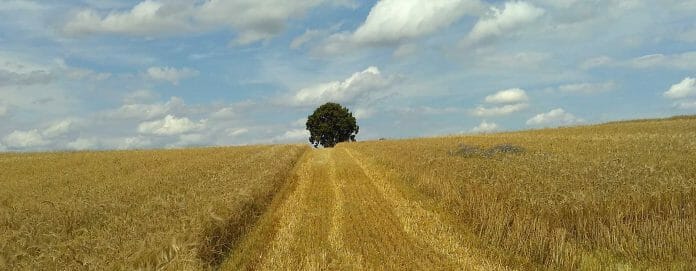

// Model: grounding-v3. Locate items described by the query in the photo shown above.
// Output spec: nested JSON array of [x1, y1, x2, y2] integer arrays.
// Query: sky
[[1, 0, 695, 151]]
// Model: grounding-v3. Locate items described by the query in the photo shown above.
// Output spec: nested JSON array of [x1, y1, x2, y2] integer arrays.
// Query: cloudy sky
[[1, 0, 695, 151]]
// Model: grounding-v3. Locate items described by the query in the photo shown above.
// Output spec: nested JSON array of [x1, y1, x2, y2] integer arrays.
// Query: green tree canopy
[[306, 102, 359, 148]]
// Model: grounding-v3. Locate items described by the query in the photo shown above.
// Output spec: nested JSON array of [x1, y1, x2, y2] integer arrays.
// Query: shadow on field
[[198, 201, 267, 267], [449, 144, 525, 158]]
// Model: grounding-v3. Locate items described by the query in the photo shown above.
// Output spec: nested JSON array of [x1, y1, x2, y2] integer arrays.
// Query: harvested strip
[[343, 147, 508, 271]]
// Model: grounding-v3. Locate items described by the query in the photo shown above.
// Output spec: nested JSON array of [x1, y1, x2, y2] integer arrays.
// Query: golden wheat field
[[0, 145, 307, 269], [346, 116, 696, 270], [1, 116, 695, 270]]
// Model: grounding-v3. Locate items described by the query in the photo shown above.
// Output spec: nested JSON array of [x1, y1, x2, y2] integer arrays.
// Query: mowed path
[[222, 147, 502, 270]]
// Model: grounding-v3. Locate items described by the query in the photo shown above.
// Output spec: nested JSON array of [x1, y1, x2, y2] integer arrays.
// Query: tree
[[306, 102, 359, 148]]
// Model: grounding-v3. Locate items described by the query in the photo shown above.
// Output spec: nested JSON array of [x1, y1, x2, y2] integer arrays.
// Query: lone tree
[[306, 102, 359, 148]]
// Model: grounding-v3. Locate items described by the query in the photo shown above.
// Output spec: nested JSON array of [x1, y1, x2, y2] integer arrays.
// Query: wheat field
[[347, 116, 696, 270], [1, 117, 695, 270], [0, 145, 307, 269]]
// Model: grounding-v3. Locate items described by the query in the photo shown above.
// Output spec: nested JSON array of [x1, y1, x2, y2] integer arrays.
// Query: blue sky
[[1, 0, 695, 151]]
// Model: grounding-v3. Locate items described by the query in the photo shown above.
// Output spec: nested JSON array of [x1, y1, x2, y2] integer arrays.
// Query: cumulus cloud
[[43, 120, 74, 138], [272, 129, 309, 143], [146, 66, 198, 85], [170, 133, 207, 148], [138, 114, 205, 135], [485, 88, 528, 104], [526, 108, 584, 126], [288, 66, 395, 107], [471, 87, 529, 116], [106, 97, 185, 120], [664, 77, 696, 99], [2, 129, 49, 149], [471, 120, 499, 133], [351, 0, 483, 44], [63, 1, 191, 36], [62, 0, 325, 44], [316, 0, 483, 54], [466, 1, 545, 43], [67, 137, 99, 150], [117, 136, 153, 150], [472, 103, 528, 117]]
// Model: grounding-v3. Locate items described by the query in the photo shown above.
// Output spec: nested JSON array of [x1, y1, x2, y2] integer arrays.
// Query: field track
[[222, 147, 504, 270]]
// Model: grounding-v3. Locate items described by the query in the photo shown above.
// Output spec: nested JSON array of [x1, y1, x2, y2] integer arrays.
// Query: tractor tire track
[[223, 148, 505, 270]]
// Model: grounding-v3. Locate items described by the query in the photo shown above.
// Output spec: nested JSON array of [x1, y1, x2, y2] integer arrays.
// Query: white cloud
[[63, 1, 193, 37], [196, 0, 325, 45], [580, 56, 614, 70], [526, 108, 584, 126], [170, 133, 207, 148], [467, 1, 545, 43], [471, 103, 528, 117], [146, 66, 198, 85], [353, 107, 375, 119], [471, 87, 530, 116], [393, 44, 419, 58], [0, 67, 53, 86], [106, 97, 184, 120], [485, 88, 528, 104], [63, 0, 325, 44], [67, 137, 99, 150], [288, 66, 394, 106], [54, 59, 112, 81], [137, 114, 205, 135], [291, 29, 324, 49], [226, 128, 249, 137], [292, 117, 307, 127], [471, 120, 499, 133], [351, 0, 483, 44], [675, 100, 696, 110], [117, 136, 153, 150], [210, 107, 237, 119], [664, 77, 696, 99], [123, 89, 159, 104], [43, 120, 74, 138], [628, 53, 696, 69], [272, 129, 309, 143], [316, 0, 483, 54], [555, 81, 617, 94], [2, 129, 49, 149]]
